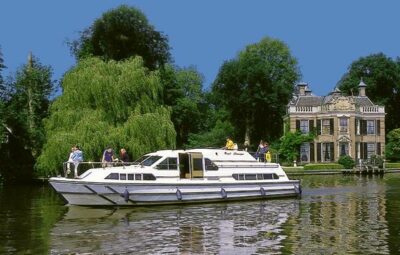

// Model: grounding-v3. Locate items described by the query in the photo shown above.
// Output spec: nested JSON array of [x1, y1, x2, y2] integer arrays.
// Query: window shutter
[[377, 142, 381, 155], [330, 142, 335, 161], [377, 120, 380, 136], [363, 143, 368, 159], [317, 120, 321, 135], [310, 143, 315, 162], [355, 119, 358, 135], [296, 120, 300, 131], [329, 119, 334, 135], [317, 143, 321, 162], [309, 120, 314, 133], [355, 142, 359, 160]]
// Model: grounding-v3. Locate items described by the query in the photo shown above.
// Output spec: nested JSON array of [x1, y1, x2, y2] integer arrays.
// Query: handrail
[[62, 161, 138, 178]]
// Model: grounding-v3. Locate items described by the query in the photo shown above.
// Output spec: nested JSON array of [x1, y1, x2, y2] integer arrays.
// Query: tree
[[0, 46, 6, 146], [0, 53, 54, 181], [6, 53, 54, 158], [36, 57, 176, 176], [337, 53, 400, 132], [70, 5, 171, 70], [278, 131, 314, 163], [160, 64, 206, 147], [386, 128, 400, 161], [212, 37, 300, 146]]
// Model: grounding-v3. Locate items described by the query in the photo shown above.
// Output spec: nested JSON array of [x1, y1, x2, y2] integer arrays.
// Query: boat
[[49, 148, 301, 206]]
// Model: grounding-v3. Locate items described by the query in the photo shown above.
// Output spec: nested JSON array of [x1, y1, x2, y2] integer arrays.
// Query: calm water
[[1, 174, 400, 254]]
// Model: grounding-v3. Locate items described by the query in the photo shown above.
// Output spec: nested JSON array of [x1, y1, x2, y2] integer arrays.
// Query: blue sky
[[1, 1, 399, 96]]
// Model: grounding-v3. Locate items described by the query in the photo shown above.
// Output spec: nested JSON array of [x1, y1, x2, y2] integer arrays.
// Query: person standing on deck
[[72, 145, 83, 178], [102, 146, 115, 167]]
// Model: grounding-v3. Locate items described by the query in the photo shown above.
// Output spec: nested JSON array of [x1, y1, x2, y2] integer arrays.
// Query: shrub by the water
[[304, 163, 344, 170], [338, 155, 355, 169]]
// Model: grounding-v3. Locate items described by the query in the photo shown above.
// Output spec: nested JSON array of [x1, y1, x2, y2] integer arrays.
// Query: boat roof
[[146, 148, 256, 161]]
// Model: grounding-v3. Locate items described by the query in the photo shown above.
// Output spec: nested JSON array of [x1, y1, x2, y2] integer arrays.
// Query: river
[[0, 174, 399, 254]]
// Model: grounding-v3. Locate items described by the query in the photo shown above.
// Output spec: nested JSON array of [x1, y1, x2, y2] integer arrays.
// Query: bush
[[304, 163, 344, 170], [338, 155, 355, 169], [369, 155, 384, 168]]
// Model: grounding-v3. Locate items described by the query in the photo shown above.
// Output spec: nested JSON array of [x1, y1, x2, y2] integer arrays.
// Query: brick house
[[284, 81, 385, 163]]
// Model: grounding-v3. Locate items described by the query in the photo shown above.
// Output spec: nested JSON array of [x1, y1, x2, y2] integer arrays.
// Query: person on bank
[[102, 146, 115, 167], [72, 145, 83, 178], [225, 137, 235, 150], [119, 148, 130, 164]]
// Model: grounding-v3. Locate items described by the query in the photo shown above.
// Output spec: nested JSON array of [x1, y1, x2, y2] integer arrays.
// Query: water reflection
[[50, 200, 300, 254]]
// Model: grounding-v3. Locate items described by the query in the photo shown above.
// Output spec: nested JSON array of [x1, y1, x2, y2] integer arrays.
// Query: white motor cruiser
[[49, 149, 301, 206]]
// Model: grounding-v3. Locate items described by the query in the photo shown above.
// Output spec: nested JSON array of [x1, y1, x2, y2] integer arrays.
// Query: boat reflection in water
[[50, 199, 300, 254]]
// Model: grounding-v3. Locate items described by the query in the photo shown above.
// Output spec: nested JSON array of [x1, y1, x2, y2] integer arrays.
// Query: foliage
[[337, 53, 400, 132], [186, 120, 234, 148], [303, 163, 344, 170], [386, 128, 400, 161], [338, 155, 355, 169], [278, 130, 314, 163], [70, 5, 171, 70], [212, 37, 300, 145], [36, 57, 176, 176], [160, 64, 206, 147], [369, 154, 384, 168], [5, 54, 54, 158]]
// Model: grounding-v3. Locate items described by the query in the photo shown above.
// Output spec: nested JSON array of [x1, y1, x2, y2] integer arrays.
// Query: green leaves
[[386, 128, 400, 161], [71, 5, 171, 70], [278, 131, 314, 163], [36, 57, 176, 176], [212, 37, 300, 145]]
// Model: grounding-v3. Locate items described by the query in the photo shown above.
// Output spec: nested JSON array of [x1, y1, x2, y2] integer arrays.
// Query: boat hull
[[49, 179, 301, 206]]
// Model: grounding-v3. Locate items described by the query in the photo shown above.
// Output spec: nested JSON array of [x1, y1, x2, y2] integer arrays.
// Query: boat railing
[[62, 161, 137, 178]]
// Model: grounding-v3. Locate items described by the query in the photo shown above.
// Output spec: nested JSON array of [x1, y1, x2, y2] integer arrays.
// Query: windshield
[[133, 155, 162, 166]]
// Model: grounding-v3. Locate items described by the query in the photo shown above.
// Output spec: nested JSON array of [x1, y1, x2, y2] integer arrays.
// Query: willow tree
[[36, 57, 176, 176]]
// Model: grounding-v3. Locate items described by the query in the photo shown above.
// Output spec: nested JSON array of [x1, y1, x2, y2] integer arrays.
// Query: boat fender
[[176, 188, 182, 200], [260, 187, 266, 196], [221, 188, 227, 199], [123, 189, 130, 202]]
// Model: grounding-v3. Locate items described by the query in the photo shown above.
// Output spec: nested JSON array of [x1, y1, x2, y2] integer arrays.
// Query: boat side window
[[128, 174, 134, 180], [143, 174, 156, 180], [105, 173, 119, 180], [120, 173, 127, 180], [232, 173, 280, 180], [156, 157, 178, 170], [205, 158, 218, 171], [135, 174, 142, 180]]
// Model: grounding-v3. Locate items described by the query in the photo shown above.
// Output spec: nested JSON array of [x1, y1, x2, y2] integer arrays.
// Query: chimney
[[358, 79, 367, 97], [305, 86, 312, 96], [297, 82, 307, 96]]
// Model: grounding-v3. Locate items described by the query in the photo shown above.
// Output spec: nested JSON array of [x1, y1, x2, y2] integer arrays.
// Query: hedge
[[385, 162, 400, 169], [303, 163, 344, 170]]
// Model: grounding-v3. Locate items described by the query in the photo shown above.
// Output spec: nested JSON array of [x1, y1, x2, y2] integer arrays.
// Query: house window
[[367, 143, 375, 158], [322, 119, 331, 135], [339, 142, 349, 156], [300, 143, 310, 162], [300, 120, 309, 134], [367, 120, 375, 135], [339, 118, 348, 132], [322, 143, 332, 161]]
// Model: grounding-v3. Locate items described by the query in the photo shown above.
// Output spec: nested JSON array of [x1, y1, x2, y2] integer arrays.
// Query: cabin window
[[133, 155, 162, 166], [135, 174, 142, 180], [128, 174, 134, 180], [232, 173, 279, 180], [205, 158, 219, 170], [193, 158, 203, 171], [105, 173, 119, 180], [120, 173, 127, 180], [143, 174, 156, 180], [156, 157, 178, 170]]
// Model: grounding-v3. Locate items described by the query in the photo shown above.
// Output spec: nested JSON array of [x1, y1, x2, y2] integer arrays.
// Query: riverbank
[[284, 166, 400, 176]]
